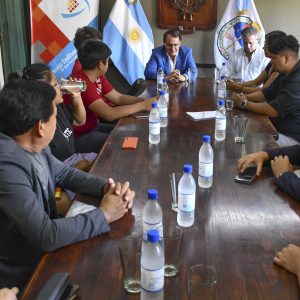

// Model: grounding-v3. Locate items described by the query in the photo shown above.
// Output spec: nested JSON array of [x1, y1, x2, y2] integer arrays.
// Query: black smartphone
[[235, 166, 257, 184]]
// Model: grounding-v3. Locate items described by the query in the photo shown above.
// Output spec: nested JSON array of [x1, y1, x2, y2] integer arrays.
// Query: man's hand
[[237, 151, 269, 176], [100, 183, 129, 223], [0, 287, 18, 300], [167, 70, 186, 82], [271, 155, 293, 178], [144, 97, 157, 111], [231, 92, 247, 107], [104, 179, 135, 209], [226, 80, 242, 91]]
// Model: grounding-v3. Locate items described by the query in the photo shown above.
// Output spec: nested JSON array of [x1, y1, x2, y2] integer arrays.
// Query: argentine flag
[[103, 0, 154, 85]]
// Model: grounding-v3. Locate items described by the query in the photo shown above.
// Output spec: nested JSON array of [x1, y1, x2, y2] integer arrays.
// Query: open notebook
[[186, 111, 216, 120]]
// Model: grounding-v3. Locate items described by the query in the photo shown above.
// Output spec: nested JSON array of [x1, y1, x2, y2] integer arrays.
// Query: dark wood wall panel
[[157, 0, 218, 33]]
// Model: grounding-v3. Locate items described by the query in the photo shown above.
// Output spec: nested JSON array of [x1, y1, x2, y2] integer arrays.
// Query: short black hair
[[78, 39, 112, 70], [265, 30, 287, 46], [163, 29, 182, 43], [74, 26, 102, 50], [7, 63, 52, 84], [267, 34, 299, 56], [0, 79, 56, 137]]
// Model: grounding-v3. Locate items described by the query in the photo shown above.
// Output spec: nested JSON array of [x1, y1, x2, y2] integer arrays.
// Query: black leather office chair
[[106, 59, 146, 96]]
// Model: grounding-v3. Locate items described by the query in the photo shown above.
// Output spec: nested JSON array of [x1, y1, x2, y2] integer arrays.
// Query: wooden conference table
[[22, 79, 300, 299]]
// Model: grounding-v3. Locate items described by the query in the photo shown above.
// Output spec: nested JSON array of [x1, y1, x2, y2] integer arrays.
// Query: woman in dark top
[[8, 64, 107, 168]]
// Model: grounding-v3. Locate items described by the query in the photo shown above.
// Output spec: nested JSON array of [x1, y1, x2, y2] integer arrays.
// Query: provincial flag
[[214, 0, 265, 70], [30, 0, 99, 79], [103, 0, 154, 85]]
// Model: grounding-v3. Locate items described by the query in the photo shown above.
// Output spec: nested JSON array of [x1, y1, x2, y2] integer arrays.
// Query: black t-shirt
[[263, 60, 300, 142], [50, 104, 75, 161]]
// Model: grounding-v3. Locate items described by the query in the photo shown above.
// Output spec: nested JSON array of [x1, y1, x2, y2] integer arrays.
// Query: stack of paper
[[186, 111, 216, 120]]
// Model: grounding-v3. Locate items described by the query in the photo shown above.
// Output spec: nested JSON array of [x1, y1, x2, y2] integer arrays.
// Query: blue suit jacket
[[144, 45, 198, 80]]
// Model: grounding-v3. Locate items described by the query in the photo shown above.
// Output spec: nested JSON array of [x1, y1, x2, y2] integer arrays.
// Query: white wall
[[100, 0, 300, 72]]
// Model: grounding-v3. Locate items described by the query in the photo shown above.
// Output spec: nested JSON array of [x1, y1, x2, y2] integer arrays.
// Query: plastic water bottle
[[149, 102, 160, 144], [142, 189, 163, 241], [157, 67, 164, 92], [141, 229, 164, 294], [188, 68, 194, 84], [177, 164, 196, 227], [157, 90, 168, 128], [198, 135, 214, 188], [162, 78, 169, 105], [214, 99, 226, 141], [218, 75, 226, 99]]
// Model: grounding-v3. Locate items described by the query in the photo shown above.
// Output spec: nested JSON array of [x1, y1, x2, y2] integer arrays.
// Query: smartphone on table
[[235, 166, 257, 184]]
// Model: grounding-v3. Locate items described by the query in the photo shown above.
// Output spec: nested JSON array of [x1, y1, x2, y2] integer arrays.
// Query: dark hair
[[241, 26, 258, 37], [7, 63, 52, 84], [74, 26, 102, 50], [78, 39, 112, 70], [163, 29, 182, 43], [265, 30, 287, 46], [0, 79, 56, 137], [267, 34, 299, 56]]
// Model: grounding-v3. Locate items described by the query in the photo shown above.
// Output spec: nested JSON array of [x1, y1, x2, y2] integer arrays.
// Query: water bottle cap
[[147, 189, 158, 200], [218, 100, 225, 106], [151, 102, 157, 108], [220, 75, 225, 80], [163, 78, 167, 83], [203, 135, 211, 143], [183, 164, 193, 173], [159, 90, 165, 96], [147, 229, 160, 243]]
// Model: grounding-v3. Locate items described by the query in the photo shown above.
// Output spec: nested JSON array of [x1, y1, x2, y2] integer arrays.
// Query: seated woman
[[8, 64, 108, 213], [9, 64, 107, 166], [226, 30, 287, 94]]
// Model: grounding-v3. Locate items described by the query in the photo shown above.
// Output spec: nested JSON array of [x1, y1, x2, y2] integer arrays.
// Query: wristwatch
[[240, 99, 248, 109]]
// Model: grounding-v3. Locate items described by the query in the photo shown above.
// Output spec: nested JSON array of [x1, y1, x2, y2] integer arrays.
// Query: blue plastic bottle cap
[[163, 78, 167, 83], [183, 164, 192, 173], [159, 90, 165, 95], [218, 100, 225, 106], [152, 102, 157, 108], [147, 229, 160, 243], [220, 75, 225, 80], [148, 189, 158, 200], [203, 135, 211, 143]]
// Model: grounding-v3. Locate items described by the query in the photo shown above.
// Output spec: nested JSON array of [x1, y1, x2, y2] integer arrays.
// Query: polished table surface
[[22, 79, 300, 300]]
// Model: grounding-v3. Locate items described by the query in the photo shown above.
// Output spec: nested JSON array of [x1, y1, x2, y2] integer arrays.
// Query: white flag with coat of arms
[[103, 0, 154, 85], [214, 0, 265, 70]]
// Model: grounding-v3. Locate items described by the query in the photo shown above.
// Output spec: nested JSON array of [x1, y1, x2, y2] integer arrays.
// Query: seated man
[[238, 145, 300, 287], [73, 26, 102, 74], [232, 34, 300, 147], [72, 40, 156, 148], [226, 26, 270, 82], [0, 79, 135, 290], [144, 29, 198, 82], [226, 30, 286, 94]]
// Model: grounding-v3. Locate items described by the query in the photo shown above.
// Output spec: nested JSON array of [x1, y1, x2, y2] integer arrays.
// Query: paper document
[[66, 200, 96, 218], [186, 111, 216, 120]]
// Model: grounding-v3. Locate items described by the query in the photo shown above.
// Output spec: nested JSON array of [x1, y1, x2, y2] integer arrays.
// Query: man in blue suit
[[144, 29, 198, 82]]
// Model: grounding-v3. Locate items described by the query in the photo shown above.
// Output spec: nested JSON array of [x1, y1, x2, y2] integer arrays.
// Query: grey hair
[[241, 26, 258, 37]]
